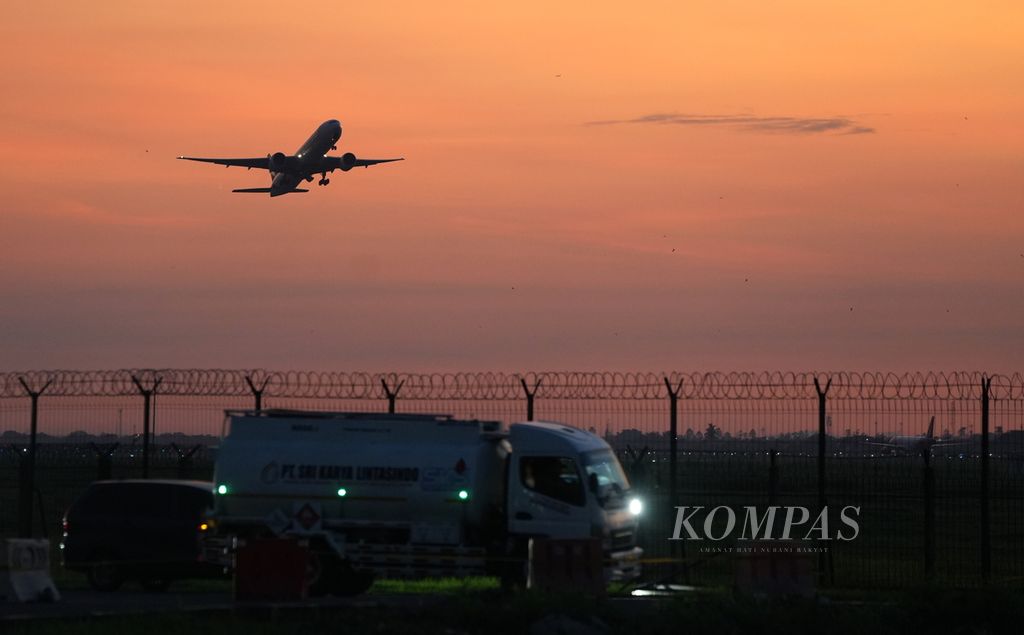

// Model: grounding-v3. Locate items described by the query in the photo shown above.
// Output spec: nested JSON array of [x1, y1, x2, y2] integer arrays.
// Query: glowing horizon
[[1, 2, 1022, 372]]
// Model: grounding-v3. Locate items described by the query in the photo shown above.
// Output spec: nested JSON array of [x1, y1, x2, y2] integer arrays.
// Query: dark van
[[61, 480, 221, 591]]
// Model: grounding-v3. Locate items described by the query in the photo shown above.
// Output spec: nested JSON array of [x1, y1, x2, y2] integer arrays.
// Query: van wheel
[[87, 557, 123, 592], [140, 577, 172, 592]]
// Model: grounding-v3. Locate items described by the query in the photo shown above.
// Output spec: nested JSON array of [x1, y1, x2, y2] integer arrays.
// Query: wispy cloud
[[586, 113, 875, 135]]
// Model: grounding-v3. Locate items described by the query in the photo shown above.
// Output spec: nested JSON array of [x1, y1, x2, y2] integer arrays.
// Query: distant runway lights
[[337, 487, 348, 497], [458, 489, 470, 501], [216, 484, 229, 495]]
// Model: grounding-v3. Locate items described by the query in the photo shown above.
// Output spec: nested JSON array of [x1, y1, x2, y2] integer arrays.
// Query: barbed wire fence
[[1, 370, 1021, 589]]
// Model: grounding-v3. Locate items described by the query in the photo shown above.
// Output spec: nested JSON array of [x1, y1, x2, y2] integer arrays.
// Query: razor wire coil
[[1, 370, 1021, 400]]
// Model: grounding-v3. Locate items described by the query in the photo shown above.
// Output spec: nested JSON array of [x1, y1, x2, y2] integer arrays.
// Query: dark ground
[[3, 585, 1023, 635]]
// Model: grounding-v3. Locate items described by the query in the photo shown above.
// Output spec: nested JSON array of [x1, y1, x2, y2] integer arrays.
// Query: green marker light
[[216, 484, 228, 495], [458, 489, 469, 501], [337, 487, 348, 497]]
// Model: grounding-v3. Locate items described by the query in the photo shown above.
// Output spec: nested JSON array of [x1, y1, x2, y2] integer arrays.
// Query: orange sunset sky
[[1, 1, 1022, 371]]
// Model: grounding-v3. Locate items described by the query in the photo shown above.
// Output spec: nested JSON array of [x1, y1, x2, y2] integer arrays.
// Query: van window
[[176, 488, 214, 518], [74, 485, 124, 516], [520, 456, 585, 506], [75, 483, 209, 520]]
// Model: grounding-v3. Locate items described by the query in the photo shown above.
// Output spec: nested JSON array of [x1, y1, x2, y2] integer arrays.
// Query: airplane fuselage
[[269, 119, 342, 196], [888, 435, 932, 453]]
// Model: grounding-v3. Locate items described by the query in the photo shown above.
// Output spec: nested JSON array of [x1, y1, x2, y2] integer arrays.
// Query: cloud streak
[[587, 113, 875, 135]]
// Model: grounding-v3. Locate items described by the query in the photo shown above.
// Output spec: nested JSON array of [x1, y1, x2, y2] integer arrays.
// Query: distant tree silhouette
[[705, 423, 721, 441]]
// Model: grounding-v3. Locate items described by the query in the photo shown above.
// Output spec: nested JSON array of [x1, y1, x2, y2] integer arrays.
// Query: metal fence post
[[813, 375, 832, 584], [132, 375, 162, 479], [923, 443, 935, 580], [981, 375, 991, 584], [172, 443, 201, 479], [663, 377, 682, 501], [381, 378, 405, 414], [769, 449, 779, 506], [245, 375, 270, 411], [90, 442, 118, 481], [663, 377, 686, 582], [520, 378, 542, 421], [17, 376, 51, 538]]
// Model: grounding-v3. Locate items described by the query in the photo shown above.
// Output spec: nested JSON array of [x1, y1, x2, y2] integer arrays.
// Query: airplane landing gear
[[318, 172, 330, 186]]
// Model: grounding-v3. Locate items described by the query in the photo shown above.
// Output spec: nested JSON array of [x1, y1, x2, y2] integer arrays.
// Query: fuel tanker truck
[[201, 410, 643, 594]]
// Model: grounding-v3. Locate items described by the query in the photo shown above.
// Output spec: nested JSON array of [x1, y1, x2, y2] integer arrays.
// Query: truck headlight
[[628, 498, 643, 516]]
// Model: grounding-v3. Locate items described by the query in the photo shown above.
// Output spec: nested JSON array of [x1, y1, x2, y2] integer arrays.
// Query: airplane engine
[[340, 152, 357, 171], [268, 151, 289, 173]]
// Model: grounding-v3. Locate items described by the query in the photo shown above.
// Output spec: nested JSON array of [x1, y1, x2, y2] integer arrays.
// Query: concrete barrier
[[2, 539, 60, 603], [234, 538, 309, 601], [734, 541, 816, 598]]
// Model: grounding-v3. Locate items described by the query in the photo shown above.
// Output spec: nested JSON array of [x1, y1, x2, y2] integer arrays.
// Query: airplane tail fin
[[926, 416, 935, 440]]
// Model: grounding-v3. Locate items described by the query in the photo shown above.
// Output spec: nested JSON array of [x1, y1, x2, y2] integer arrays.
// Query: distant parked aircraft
[[866, 416, 966, 455], [178, 119, 402, 196]]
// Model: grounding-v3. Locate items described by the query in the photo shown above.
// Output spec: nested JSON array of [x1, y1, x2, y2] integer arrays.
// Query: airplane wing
[[352, 157, 404, 168], [232, 188, 308, 194], [177, 156, 269, 169], [322, 156, 404, 171]]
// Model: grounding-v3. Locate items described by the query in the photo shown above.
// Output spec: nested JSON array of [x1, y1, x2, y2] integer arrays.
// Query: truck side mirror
[[588, 473, 599, 494]]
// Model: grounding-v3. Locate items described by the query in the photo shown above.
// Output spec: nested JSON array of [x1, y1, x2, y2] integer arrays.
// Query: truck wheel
[[499, 539, 529, 592], [310, 557, 374, 596], [87, 556, 123, 592], [335, 565, 375, 596], [499, 560, 528, 592], [306, 549, 328, 596]]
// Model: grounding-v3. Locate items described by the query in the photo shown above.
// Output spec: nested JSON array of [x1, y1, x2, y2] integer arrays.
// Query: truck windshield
[[583, 450, 631, 509]]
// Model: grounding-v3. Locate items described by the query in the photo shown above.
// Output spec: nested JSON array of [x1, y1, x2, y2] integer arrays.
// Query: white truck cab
[[507, 422, 642, 580]]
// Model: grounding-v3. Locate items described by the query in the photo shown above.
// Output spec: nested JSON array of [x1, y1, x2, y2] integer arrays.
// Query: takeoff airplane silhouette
[[178, 119, 402, 196]]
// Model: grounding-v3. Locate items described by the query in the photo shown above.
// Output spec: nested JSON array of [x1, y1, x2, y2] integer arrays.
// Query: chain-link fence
[[2, 370, 1021, 589]]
